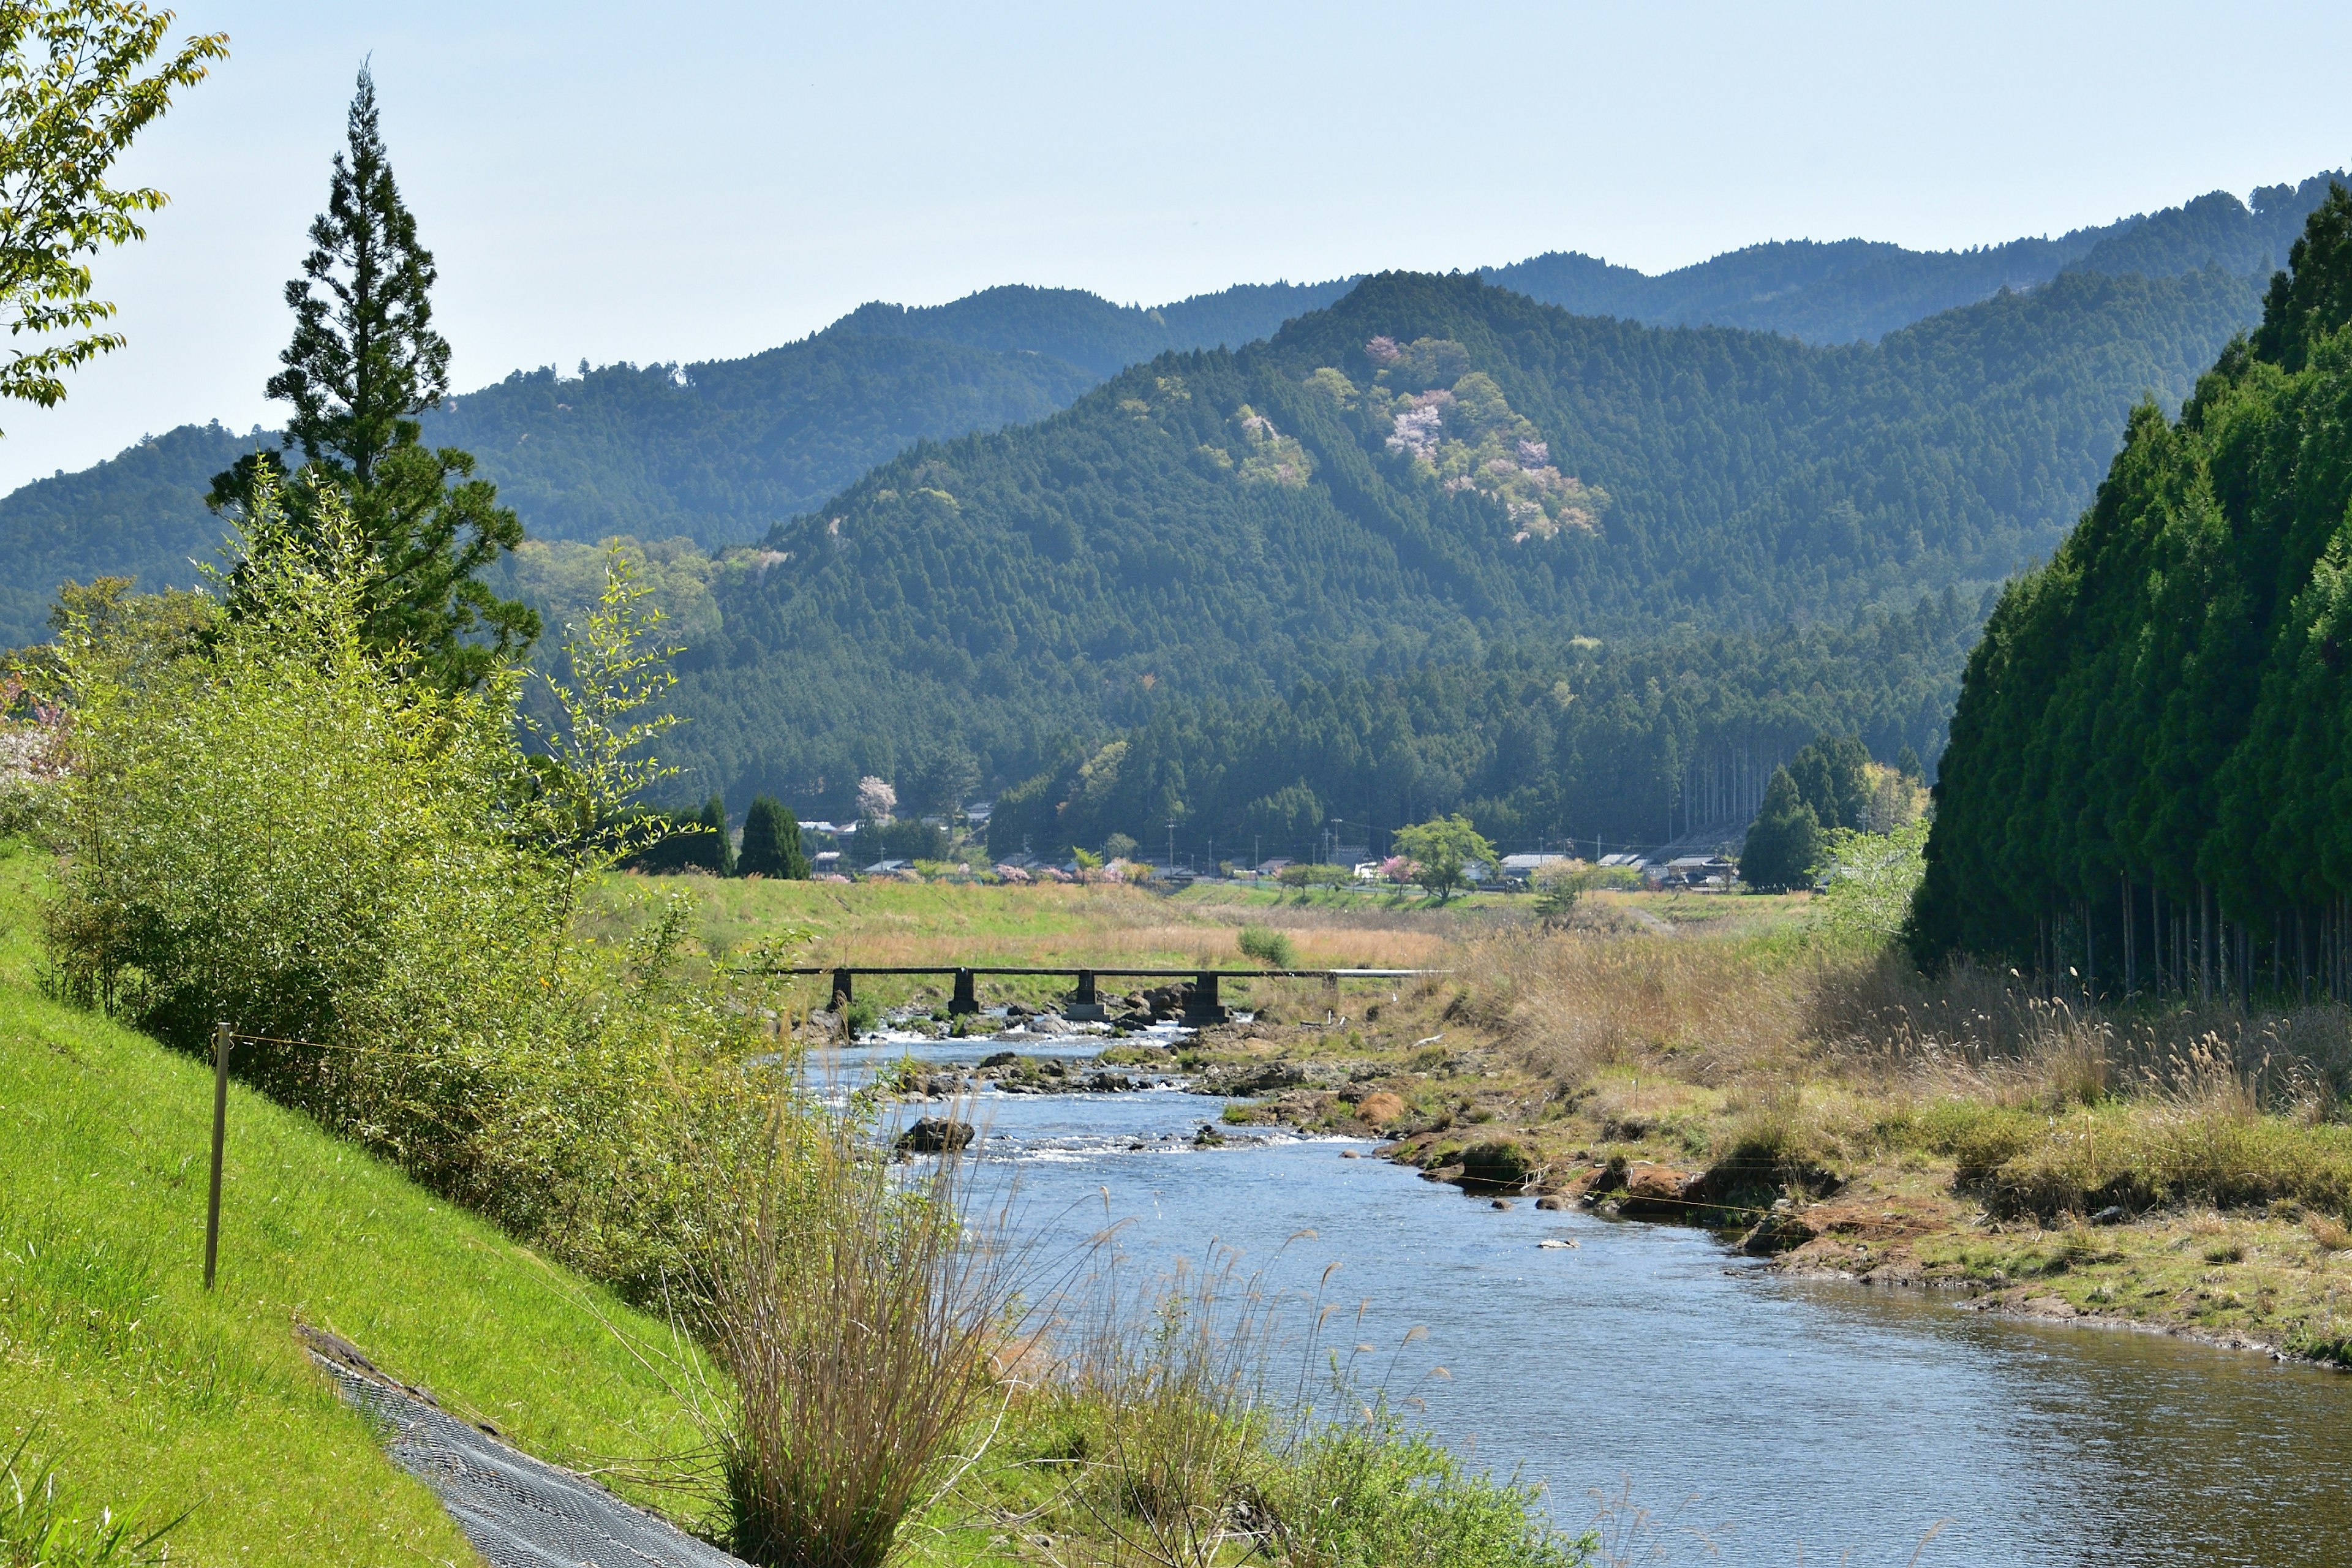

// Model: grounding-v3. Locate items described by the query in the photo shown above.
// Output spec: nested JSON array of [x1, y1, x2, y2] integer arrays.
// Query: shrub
[[36, 473, 778, 1295], [1458, 1139, 1534, 1189], [1238, 925, 1297, 968], [1273, 1403, 1591, 1568]]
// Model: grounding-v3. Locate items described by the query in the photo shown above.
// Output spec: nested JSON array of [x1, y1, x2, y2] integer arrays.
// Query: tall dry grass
[[1465, 928, 1817, 1089], [1047, 1244, 1297, 1568], [705, 1099, 1024, 1568], [1471, 921, 2352, 1116]]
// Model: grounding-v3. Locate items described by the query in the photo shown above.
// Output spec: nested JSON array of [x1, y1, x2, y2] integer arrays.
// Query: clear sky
[[4, 0, 2348, 494]]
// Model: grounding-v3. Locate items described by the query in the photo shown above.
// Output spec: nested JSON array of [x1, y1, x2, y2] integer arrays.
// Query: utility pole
[[1167, 818, 1175, 872]]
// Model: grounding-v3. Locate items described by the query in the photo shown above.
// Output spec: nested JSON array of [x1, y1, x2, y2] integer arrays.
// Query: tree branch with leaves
[[0, 1, 225, 423]]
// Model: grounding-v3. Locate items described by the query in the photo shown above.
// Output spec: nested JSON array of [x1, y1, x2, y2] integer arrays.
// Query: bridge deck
[[755, 964, 1442, 1024]]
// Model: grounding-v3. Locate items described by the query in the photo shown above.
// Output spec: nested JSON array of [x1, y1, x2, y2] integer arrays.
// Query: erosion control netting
[[301, 1327, 747, 1568]]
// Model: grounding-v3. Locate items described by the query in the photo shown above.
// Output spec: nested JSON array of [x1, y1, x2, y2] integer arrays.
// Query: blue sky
[[6, 0, 2349, 492]]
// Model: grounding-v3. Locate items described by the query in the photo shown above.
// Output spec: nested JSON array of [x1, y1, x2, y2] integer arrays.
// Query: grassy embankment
[[6, 847, 1591, 1568], [0, 841, 717, 1564], [660, 872, 2352, 1363]]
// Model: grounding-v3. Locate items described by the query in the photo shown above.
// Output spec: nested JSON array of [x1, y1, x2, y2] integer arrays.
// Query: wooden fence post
[[203, 1020, 229, 1290]]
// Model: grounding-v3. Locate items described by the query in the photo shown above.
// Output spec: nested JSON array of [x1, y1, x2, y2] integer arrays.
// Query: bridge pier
[[1181, 970, 1229, 1027], [949, 968, 980, 1016], [1066, 968, 1106, 1022], [830, 968, 854, 1013]]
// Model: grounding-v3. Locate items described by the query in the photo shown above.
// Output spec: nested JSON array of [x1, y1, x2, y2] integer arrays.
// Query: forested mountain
[[979, 589, 1989, 862], [1486, 172, 2341, 344], [0, 279, 1344, 644], [1914, 186, 2352, 992], [664, 262, 2260, 837], [823, 280, 1357, 379], [3, 172, 2334, 651]]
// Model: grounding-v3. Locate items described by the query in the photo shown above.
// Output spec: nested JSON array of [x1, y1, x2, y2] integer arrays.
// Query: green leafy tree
[[739, 794, 808, 879], [1390, 814, 1495, 902], [0, 2, 224, 423], [1814, 820, 1929, 946], [1532, 859, 1638, 929], [209, 65, 535, 690], [1740, 768, 1819, 892]]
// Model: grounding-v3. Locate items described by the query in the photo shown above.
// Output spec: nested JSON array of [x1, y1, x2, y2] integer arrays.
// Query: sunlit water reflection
[[823, 1030, 2352, 1566]]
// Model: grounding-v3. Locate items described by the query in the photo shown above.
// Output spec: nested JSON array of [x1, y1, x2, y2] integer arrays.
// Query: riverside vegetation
[[3, 470, 1597, 1566], [673, 865, 2352, 1366]]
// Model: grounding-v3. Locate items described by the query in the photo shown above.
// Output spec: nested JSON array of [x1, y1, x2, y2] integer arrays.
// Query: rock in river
[[896, 1117, 976, 1153]]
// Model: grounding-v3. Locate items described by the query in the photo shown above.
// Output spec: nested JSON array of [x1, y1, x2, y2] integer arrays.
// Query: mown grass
[[0, 842, 719, 1566]]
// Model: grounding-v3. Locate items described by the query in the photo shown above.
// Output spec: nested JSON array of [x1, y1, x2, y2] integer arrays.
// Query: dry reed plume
[[707, 1098, 1023, 1568]]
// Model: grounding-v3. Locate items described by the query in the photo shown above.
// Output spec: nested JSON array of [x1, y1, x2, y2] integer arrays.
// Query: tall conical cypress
[[739, 795, 809, 879], [209, 64, 535, 689], [698, 792, 736, 877], [1740, 767, 1820, 893], [1913, 184, 2352, 982]]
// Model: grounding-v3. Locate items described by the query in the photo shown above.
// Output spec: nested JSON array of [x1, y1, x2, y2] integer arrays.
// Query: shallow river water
[[838, 1033, 2352, 1566]]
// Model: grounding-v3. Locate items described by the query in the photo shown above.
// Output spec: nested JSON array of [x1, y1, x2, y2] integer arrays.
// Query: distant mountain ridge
[[1484, 172, 2342, 343], [0, 168, 2338, 650]]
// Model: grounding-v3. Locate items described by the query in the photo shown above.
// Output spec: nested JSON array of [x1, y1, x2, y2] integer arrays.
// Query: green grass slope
[[0, 845, 712, 1566]]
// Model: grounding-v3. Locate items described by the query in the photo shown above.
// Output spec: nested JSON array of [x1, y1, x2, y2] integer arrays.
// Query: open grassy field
[[0, 843, 718, 1566]]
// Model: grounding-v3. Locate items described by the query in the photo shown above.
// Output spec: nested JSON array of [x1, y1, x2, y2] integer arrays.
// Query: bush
[[1273, 1404, 1591, 1568], [1276, 863, 1355, 889], [36, 474, 778, 1295], [1238, 925, 1297, 968]]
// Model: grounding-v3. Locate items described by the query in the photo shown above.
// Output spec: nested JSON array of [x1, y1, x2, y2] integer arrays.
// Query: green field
[[0, 843, 717, 1566]]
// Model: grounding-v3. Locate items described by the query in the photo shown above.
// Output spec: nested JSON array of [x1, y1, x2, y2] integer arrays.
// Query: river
[[837, 1031, 2352, 1566]]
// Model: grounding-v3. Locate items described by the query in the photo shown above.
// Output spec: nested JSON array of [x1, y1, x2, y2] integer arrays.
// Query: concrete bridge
[[758, 965, 1438, 1027]]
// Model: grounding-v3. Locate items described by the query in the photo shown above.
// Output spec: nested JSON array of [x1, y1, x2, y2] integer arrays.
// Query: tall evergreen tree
[[738, 795, 808, 879], [1740, 768, 1820, 893], [209, 64, 535, 689], [1787, 734, 1872, 831], [698, 791, 736, 876]]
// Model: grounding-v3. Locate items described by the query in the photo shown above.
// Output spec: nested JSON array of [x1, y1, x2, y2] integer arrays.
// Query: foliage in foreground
[[0, 1430, 178, 1567], [37, 471, 775, 1297], [0, 1, 225, 423], [707, 1107, 1019, 1568]]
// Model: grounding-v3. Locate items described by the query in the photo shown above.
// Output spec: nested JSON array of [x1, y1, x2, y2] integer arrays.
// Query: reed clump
[[704, 1102, 1021, 1568]]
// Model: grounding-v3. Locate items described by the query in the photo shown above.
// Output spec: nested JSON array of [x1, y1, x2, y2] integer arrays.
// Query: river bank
[[848, 1023, 2352, 1567], [1182, 970, 2352, 1370]]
